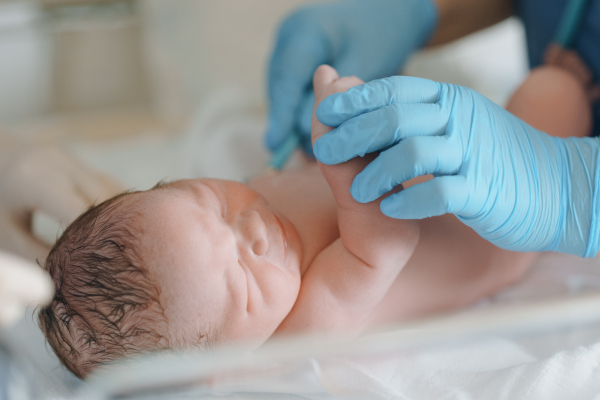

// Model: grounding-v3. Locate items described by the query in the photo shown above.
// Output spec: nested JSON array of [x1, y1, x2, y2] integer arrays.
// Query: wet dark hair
[[38, 192, 169, 378]]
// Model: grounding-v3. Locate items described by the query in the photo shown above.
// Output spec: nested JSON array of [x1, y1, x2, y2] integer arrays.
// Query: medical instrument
[[314, 75, 600, 257], [265, 0, 438, 153], [266, 130, 301, 171], [554, 0, 590, 48]]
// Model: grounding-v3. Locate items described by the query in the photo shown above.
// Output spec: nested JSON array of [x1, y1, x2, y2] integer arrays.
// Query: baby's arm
[[275, 66, 419, 335]]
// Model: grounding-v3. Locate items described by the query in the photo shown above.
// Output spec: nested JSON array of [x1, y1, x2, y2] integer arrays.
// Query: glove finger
[[297, 90, 315, 139], [351, 136, 462, 203], [314, 103, 448, 164], [316, 76, 440, 127], [267, 25, 329, 151], [380, 175, 469, 219]]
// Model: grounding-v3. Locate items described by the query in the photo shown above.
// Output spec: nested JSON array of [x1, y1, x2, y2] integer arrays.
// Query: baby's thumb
[[313, 65, 339, 100]]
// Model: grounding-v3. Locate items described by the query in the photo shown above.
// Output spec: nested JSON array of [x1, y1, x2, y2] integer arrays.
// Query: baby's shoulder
[[250, 165, 336, 212], [251, 165, 340, 268]]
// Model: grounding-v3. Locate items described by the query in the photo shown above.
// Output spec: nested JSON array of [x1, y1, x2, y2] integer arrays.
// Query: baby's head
[[39, 179, 302, 378]]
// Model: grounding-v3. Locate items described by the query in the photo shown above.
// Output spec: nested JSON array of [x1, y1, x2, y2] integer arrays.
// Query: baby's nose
[[236, 210, 269, 256]]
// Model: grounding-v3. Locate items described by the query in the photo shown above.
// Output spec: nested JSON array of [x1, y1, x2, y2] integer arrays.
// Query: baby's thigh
[[506, 66, 592, 138]]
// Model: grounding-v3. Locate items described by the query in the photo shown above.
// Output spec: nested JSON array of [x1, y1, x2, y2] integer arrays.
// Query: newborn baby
[[39, 64, 591, 379]]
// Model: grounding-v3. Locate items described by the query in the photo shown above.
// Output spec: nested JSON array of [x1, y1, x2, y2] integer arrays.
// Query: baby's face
[[131, 179, 302, 349]]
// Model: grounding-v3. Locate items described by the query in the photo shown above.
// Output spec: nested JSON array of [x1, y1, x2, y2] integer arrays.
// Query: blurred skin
[[0, 137, 120, 327], [0, 137, 123, 262]]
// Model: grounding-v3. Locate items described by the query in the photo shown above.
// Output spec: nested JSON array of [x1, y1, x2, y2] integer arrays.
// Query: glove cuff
[[584, 139, 600, 257]]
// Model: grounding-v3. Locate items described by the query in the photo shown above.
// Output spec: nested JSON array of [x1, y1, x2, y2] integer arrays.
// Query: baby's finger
[[313, 65, 339, 92]]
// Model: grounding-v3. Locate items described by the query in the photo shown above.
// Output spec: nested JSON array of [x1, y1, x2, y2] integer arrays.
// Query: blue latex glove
[[313, 76, 600, 257], [266, 0, 438, 155]]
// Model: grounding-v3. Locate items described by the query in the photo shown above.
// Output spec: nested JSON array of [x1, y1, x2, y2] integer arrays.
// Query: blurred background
[[0, 0, 528, 123], [0, 0, 528, 185]]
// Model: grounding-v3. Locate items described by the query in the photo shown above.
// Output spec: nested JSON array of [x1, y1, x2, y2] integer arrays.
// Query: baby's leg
[[506, 65, 592, 138]]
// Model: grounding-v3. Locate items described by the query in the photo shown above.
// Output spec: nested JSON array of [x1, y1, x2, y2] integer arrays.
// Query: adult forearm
[[428, 0, 514, 46]]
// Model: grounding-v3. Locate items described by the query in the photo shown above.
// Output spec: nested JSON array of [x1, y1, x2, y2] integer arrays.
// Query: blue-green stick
[[268, 132, 301, 171], [554, 0, 590, 48]]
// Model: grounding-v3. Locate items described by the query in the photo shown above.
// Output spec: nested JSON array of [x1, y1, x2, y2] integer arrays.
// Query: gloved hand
[[0, 142, 123, 262], [266, 0, 438, 155], [0, 251, 53, 327], [313, 76, 600, 257]]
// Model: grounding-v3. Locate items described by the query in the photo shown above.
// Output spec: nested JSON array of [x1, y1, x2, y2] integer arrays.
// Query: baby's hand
[[274, 67, 418, 336], [310, 66, 372, 211], [311, 66, 365, 146], [311, 65, 419, 269]]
